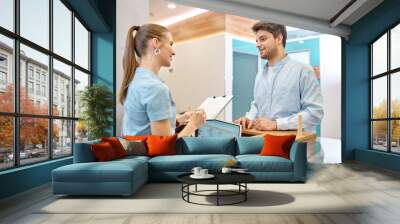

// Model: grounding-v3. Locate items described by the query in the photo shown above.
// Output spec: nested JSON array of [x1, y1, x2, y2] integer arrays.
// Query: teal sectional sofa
[[52, 136, 307, 196]]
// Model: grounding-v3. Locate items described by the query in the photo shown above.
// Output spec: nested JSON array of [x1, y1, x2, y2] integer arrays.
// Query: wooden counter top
[[241, 129, 317, 142]]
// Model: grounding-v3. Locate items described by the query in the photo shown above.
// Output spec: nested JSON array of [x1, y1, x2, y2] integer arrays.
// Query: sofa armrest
[[289, 141, 307, 181], [73, 140, 100, 163]]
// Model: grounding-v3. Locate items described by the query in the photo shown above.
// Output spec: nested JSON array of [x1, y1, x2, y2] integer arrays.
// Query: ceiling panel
[[227, 0, 352, 21]]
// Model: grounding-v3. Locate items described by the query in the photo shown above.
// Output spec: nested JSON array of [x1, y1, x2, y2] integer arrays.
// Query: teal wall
[[344, 0, 400, 172], [232, 52, 259, 120], [91, 0, 116, 135], [286, 38, 320, 67], [0, 0, 116, 200], [0, 158, 72, 199]]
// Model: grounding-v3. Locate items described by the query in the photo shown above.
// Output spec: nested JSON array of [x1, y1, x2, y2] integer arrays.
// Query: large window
[[371, 23, 400, 153], [0, 0, 91, 171]]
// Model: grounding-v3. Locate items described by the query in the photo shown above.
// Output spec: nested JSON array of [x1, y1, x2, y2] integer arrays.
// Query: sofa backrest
[[73, 139, 100, 163], [236, 136, 303, 158], [176, 137, 236, 155], [235, 136, 264, 155]]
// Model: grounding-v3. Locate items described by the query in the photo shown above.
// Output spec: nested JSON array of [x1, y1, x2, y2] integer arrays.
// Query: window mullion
[[388, 29, 392, 153], [49, 0, 54, 160], [71, 10, 76, 155], [14, 0, 20, 167]]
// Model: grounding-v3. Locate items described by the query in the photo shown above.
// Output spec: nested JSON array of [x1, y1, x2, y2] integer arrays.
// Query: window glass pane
[[372, 77, 387, 119], [75, 120, 88, 143], [74, 69, 89, 118], [20, 117, 49, 165], [20, 44, 49, 115], [0, 34, 14, 112], [0, 0, 14, 31], [372, 121, 388, 151], [391, 120, 400, 153], [20, 0, 49, 49], [53, 59, 72, 117], [74, 18, 89, 70], [53, 119, 72, 158], [0, 116, 13, 170], [391, 72, 400, 118], [391, 24, 400, 70], [372, 33, 387, 76], [53, 0, 71, 60]]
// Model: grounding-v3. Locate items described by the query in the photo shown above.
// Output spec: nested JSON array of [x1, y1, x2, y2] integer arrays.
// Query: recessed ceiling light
[[168, 3, 176, 9]]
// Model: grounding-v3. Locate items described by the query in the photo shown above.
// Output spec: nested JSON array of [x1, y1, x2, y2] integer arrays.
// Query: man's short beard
[[265, 47, 278, 60]]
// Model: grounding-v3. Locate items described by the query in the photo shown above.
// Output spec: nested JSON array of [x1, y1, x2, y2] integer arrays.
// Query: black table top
[[177, 172, 255, 185]]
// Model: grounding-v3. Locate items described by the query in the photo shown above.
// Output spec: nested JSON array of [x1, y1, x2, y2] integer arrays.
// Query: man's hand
[[254, 118, 277, 131], [234, 117, 254, 129]]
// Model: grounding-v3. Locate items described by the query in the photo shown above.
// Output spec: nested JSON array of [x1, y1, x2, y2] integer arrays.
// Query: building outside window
[[0, 54, 7, 67], [0, 54, 7, 87], [28, 81, 34, 94], [41, 85, 46, 97], [28, 67, 34, 80], [41, 73, 46, 83]]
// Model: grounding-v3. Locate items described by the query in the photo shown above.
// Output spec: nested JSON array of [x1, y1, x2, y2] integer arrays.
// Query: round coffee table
[[177, 173, 255, 206]]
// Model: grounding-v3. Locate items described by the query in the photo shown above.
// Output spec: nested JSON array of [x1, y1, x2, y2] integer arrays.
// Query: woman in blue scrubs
[[119, 24, 206, 137]]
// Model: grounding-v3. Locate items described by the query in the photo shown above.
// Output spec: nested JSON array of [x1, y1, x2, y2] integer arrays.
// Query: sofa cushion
[[148, 154, 235, 172], [73, 139, 100, 163], [176, 137, 236, 155], [114, 155, 150, 165], [52, 158, 147, 183], [236, 155, 293, 172], [236, 136, 263, 155]]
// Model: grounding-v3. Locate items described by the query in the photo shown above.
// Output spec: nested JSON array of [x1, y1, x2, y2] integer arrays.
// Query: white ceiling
[[149, 0, 207, 26], [170, 0, 384, 38], [228, 0, 352, 23]]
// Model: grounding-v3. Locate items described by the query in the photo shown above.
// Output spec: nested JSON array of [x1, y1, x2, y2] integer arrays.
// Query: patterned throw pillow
[[119, 138, 147, 156]]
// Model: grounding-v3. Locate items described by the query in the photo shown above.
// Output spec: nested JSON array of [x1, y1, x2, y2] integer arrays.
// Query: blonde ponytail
[[119, 26, 139, 104]]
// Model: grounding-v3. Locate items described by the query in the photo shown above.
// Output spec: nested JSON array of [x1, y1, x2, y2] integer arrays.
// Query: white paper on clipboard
[[198, 95, 233, 120]]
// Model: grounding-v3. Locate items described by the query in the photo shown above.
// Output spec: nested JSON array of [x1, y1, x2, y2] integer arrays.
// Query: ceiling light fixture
[[167, 3, 176, 9]]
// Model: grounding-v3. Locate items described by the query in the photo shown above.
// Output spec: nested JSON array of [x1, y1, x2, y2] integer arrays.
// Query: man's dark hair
[[252, 22, 287, 47]]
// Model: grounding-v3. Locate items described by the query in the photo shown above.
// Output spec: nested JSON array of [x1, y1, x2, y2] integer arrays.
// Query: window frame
[[0, 0, 92, 171], [370, 20, 400, 154]]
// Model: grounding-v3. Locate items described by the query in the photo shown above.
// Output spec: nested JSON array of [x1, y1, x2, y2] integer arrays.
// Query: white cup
[[200, 169, 208, 176], [221, 167, 232, 174], [191, 167, 202, 176]]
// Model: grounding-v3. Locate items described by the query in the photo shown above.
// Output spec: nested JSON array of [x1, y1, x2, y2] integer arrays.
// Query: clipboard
[[198, 95, 233, 120]]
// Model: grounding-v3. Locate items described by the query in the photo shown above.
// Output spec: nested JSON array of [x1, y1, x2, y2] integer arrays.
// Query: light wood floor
[[1, 161, 400, 224]]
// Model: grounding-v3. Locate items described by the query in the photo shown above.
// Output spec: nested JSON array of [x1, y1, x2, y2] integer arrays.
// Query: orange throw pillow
[[260, 134, 296, 159], [146, 135, 177, 157], [101, 137, 126, 158], [124, 135, 148, 142], [91, 142, 117, 161]]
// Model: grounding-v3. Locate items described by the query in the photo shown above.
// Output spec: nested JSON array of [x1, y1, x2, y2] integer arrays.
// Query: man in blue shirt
[[235, 22, 323, 132]]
